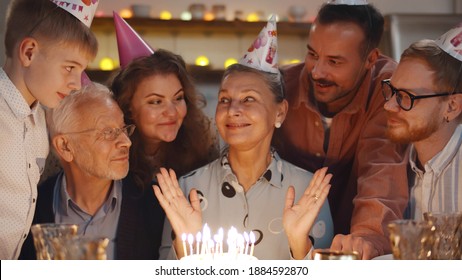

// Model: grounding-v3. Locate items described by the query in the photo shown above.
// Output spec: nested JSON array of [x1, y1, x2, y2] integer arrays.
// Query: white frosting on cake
[[181, 253, 258, 261]]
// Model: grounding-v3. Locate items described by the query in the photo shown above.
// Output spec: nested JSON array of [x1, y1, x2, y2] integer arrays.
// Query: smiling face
[[69, 99, 132, 180], [384, 58, 446, 144], [129, 73, 187, 146], [305, 21, 372, 112], [215, 71, 287, 152], [22, 40, 90, 108]]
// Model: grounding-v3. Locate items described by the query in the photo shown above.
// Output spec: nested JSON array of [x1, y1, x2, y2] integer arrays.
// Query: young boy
[[0, 0, 98, 259]]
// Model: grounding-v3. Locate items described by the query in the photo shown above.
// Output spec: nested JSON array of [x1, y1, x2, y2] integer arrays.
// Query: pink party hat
[[113, 12, 154, 69], [239, 14, 278, 74], [435, 22, 462, 62], [51, 0, 99, 28], [81, 71, 93, 87], [328, 0, 368, 5]]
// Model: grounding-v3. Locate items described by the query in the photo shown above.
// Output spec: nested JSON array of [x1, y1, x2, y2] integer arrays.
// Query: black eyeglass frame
[[381, 79, 457, 111]]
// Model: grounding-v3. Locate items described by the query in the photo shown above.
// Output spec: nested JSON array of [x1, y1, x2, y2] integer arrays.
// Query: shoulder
[[179, 158, 222, 186], [180, 158, 221, 178], [278, 157, 314, 188], [372, 54, 397, 80], [281, 63, 305, 84]]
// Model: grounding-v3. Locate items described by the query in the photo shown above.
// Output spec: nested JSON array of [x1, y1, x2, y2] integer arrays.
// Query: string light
[[160, 10, 172, 20], [119, 8, 133, 19], [99, 57, 115, 71], [195, 55, 210, 67], [224, 58, 238, 68]]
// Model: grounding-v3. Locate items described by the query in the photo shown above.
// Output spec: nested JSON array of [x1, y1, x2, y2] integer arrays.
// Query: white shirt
[[409, 125, 462, 220], [0, 68, 49, 259], [160, 151, 333, 260]]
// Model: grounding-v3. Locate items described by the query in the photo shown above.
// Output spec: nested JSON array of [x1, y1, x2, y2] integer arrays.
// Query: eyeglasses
[[62, 124, 136, 141], [381, 79, 455, 111]]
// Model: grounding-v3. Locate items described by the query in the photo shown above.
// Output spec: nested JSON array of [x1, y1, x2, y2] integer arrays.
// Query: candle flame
[[249, 231, 256, 243]]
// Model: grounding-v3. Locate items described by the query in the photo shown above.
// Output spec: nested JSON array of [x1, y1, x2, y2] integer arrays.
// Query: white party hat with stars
[[50, 0, 99, 28], [435, 22, 462, 62], [238, 15, 278, 74]]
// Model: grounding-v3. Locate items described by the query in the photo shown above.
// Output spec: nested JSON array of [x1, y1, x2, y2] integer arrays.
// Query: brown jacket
[[273, 55, 409, 254]]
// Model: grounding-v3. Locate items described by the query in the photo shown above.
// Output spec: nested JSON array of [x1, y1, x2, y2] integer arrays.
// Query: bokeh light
[[180, 11, 192, 21], [246, 13, 260, 22], [160, 10, 172, 20], [99, 57, 115, 71], [224, 58, 238, 68], [195, 56, 210, 67], [119, 8, 133, 19]]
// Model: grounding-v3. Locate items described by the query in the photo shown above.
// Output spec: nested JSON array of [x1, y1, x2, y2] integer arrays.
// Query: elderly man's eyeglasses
[[62, 124, 136, 141], [381, 79, 456, 111]]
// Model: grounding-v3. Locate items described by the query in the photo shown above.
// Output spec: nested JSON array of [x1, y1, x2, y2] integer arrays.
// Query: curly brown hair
[[110, 49, 219, 189]]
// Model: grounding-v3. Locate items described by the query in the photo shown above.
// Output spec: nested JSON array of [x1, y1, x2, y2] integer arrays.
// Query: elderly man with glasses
[[382, 25, 462, 220], [19, 84, 164, 259]]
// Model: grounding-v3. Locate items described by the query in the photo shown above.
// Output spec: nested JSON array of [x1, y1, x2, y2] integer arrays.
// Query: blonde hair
[[5, 0, 98, 59]]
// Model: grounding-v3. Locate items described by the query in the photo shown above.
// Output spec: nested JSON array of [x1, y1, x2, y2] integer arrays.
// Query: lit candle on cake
[[195, 232, 201, 255], [249, 231, 256, 256], [218, 228, 224, 254], [244, 232, 250, 255], [201, 224, 211, 255], [214, 234, 220, 255], [237, 234, 245, 255], [227, 227, 238, 255], [182, 233, 187, 257], [188, 233, 194, 255], [208, 239, 215, 254]]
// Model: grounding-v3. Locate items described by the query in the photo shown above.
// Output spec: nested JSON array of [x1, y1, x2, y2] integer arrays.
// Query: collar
[[0, 67, 40, 119], [409, 125, 462, 175], [56, 172, 122, 216], [217, 148, 285, 191]]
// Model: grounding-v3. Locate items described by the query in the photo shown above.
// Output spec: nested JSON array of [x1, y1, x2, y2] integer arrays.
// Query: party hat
[[327, 0, 368, 5], [435, 22, 462, 62], [51, 0, 99, 28], [239, 14, 278, 74], [113, 12, 155, 69], [81, 71, 93, 87]]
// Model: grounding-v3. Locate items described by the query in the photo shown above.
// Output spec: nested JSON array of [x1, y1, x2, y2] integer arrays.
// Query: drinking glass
[[313, 249, 359, 260], [51, 236, 109, 260], [387, 219, 435, 260], [423, 212, 462, 260], [30, 223, 79, 260]]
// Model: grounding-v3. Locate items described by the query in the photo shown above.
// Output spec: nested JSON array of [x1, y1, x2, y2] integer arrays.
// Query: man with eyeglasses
[[19, 84, 165, 259], [383, 25, 462, 220]]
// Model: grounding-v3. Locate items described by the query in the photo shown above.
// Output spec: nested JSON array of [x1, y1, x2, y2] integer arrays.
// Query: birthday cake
[[181, 253, 258, 261], [179, 224, 258, 261]]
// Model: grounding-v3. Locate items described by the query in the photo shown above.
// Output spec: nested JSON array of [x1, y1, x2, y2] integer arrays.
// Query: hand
[[152, 168, 202, 257], [330, 234, 380, 260], [283, 167, 332, 259]]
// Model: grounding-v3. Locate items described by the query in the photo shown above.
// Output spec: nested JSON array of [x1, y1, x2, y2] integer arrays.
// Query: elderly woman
[[154, 62, 334, 260], [111, 49, 219, 189]]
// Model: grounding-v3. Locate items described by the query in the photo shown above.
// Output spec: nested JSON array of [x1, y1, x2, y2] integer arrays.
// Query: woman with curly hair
[[110, 49, 219, 190]]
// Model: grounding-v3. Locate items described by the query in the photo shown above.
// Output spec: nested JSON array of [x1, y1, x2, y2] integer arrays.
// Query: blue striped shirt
[[408, 125, 462, 220]]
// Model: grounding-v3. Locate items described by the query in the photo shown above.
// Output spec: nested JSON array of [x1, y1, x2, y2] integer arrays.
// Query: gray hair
[[48, 83, 114, 138]]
